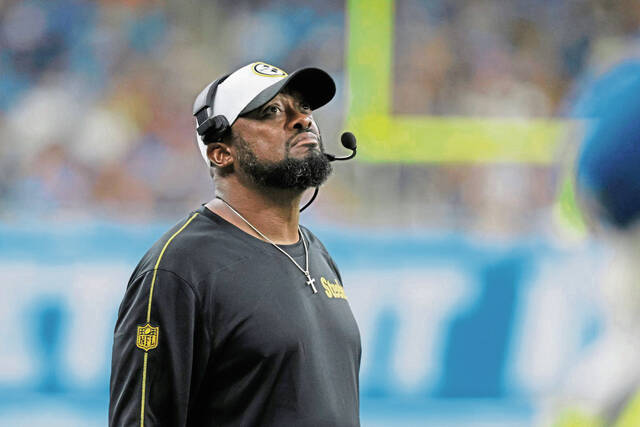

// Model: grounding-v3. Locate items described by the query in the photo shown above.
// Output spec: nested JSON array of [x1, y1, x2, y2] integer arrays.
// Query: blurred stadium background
[[1, 0, 639, 425]]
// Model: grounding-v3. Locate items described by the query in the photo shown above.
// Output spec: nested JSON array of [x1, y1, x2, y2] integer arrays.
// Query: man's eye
[[301, 103, 311, 111], [265, 105, 281, 114]]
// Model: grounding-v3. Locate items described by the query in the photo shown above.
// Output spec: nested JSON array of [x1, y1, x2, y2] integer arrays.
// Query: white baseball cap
[[193, 61, 336, 166]]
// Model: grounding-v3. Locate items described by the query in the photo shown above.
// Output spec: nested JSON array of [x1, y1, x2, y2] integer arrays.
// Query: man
[[109, 62, 361, 426], [553, 61, 640, 427]]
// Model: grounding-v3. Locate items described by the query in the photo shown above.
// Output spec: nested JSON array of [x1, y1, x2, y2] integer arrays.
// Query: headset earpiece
[[200, 115, 230, 143], [193, 74, 231, 143]]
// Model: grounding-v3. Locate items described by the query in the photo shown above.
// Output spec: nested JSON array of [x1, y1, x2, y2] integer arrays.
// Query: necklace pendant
[[305, 274, 317, 294]]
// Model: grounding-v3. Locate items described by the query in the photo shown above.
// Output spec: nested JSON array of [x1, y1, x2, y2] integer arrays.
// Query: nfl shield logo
[[136, 323, 159, 351]]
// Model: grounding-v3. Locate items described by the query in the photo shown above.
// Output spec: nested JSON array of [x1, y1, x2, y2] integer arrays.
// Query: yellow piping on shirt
[[140, 352, 149, 427], [140, 212, 199, 427]]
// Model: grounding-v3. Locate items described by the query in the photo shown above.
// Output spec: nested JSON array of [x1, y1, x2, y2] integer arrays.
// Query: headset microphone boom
[[299, 131, 357, 212]]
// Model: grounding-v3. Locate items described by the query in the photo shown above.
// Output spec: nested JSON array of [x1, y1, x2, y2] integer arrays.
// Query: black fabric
[[109, 206, 361, 426]]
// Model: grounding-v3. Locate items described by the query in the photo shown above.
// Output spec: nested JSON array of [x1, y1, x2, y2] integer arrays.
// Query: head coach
[[108, 62, 361, 426]]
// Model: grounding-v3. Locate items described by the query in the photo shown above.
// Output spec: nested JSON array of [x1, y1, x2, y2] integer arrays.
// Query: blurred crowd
[[395, 0, 640, 117], [0, 0, 344, 221], [0, 0, 638, 232]]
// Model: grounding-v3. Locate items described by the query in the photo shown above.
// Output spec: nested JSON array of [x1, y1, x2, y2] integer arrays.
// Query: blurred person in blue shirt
[[553, 61, 640, 427]]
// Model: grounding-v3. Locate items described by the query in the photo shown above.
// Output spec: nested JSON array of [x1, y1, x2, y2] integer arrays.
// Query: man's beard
[[234, 135, 333, 190]]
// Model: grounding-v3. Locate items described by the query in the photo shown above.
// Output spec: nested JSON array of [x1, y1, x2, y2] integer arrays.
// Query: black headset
[[193, 74, 231, 144]]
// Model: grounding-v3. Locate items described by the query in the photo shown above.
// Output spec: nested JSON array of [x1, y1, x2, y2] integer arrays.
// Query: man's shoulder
[[300, 225, 330, 253], [300, 225, 341, 269], [138, 208, 205, 261], [130, 207, 247, 284]]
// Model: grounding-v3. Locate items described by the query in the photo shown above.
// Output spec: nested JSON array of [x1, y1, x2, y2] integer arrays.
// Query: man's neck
[[206, 181, 305, 245]]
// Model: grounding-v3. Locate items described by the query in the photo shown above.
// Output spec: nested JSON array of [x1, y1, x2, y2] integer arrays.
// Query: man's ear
[[207, 142, 233, 168]]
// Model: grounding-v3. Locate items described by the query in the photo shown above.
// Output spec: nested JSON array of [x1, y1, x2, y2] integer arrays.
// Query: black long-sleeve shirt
[[109, 206, 361, 426]]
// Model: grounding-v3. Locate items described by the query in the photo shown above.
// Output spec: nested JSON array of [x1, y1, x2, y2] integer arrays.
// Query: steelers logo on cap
[[252, 62, 288, 77]]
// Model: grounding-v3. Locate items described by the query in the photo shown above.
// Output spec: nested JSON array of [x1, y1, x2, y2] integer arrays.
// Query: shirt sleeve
[[109, 269, 210, 426]]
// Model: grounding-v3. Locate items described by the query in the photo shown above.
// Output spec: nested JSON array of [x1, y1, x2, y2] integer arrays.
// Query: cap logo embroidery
[[136, 323, 159, 351], [252, 62, 287, 77]]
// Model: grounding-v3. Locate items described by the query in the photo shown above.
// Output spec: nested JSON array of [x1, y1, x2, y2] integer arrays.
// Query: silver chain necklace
[[215, 196, 317, 294]]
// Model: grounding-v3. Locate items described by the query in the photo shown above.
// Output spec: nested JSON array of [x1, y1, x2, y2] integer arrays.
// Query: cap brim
[[239, 67, 336, 116]]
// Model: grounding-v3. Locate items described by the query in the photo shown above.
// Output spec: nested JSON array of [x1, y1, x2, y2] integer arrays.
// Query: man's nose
[[290, 111, 312, 130]]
